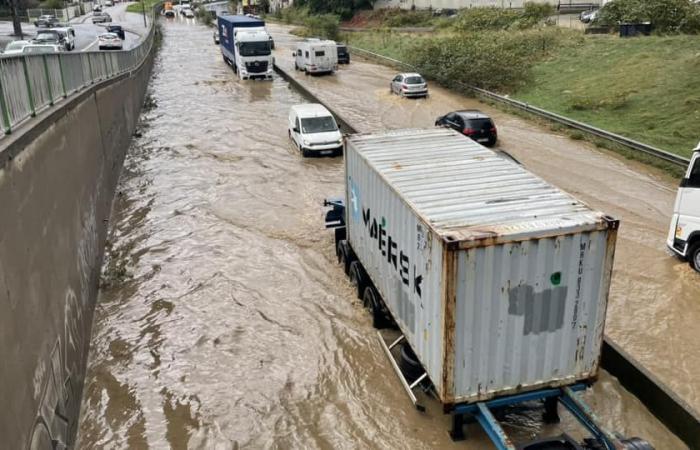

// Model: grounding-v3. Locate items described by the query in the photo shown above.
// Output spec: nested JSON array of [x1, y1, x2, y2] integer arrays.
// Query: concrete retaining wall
[[0, 45, 155, 450]]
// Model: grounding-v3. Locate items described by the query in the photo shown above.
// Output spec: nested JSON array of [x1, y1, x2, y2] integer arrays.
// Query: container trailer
[[324, 128, 653, 449]]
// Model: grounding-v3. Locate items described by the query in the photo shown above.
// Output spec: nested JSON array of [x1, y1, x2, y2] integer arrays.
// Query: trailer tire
[[348, 261, 366, 300], [688, 241, 700, 273], [337, 240, 354, 274], [363, 286, 388, 329], [399, 343, 423, 383]]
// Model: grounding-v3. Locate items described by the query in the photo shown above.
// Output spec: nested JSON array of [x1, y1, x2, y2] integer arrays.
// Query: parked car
[[22, 44, 62, 54], [93, 4, 102, 12], [33, 32, 61, 46], [106, 24, 125, 40], [288, 103, 343, 157], [435, 110, 498, 146], [3, 40, 31, 55], [98, 32, 122, 50], [34, 14, 59, 28], [579, 9, 599, 23], [92, 12, 112, 23], [337, 44, 350, 64], [390, 73, 428, 98], [213, 28, 219, 44], [668, 141, 700, 272]]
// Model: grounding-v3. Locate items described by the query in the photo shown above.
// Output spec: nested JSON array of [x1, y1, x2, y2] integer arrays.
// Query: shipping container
[[343, 128, 619, 406]]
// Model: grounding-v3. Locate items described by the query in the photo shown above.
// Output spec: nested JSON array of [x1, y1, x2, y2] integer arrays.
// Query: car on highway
[[22, 44, 62, 54], [435, 110, 498, 147], [32, 32, 61, 46], [337, 44, 349, 64], [288, 103, 343, 157], [182, 8, 195, 18], [213, 28, 219, 44], [3, 40, 31, 55], [98, 32, 123, 50], [34, 14, 59, 28], [106, 24, 126, 40], [42, 27, 76, 51], [92, 12, 112, 23], [668, 141, 700, 272], [390, 73, 428, 98]]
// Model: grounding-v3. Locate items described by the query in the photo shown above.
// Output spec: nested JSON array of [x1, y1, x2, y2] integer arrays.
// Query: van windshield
[[301, 116, 337, 134], [239, 41, 271, 56]]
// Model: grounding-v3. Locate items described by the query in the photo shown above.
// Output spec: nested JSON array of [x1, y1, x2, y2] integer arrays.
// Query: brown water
[[76, 20, 686, 448], [269, 22, 700, 415]]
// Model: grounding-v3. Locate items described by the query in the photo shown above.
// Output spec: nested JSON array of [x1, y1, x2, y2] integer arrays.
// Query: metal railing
[[0, 6, 157, 136], [348, 45, 691, 168]]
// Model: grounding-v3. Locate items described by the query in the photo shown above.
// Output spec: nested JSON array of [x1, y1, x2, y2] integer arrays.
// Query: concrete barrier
[[0, 38, 156, 450]]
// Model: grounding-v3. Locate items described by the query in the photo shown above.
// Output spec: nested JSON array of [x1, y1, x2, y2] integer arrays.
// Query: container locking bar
[[377, 332, 426, 412]]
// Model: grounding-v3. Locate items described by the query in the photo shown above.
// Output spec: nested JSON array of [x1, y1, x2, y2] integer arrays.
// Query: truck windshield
[[301, 116, 337, 134], [239, 41, 271, 56]]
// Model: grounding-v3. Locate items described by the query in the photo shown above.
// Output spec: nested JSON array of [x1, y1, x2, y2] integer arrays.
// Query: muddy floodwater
[[76, 20, 685, 448]]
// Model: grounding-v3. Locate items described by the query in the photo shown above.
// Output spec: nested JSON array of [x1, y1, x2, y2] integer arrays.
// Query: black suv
[[337, 45, 350, 64], [106, 24, 125, 40], [435, 110, 497, 147]]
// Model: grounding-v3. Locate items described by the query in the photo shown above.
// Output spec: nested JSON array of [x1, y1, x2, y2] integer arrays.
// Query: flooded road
[[76, 20, 685, 448], [269, 23, 700, 414]]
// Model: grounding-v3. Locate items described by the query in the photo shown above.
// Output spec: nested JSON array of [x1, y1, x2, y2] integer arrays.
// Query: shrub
[[454, 7, 521, 31], [305, 13, 340, 40], [596, 0, 700, 33], [383, 10, 433, 27]]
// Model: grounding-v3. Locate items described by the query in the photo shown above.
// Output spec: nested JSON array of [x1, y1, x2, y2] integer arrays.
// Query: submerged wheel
[[399, 343, 423, 383], [348, 261, 366, 300], [336, 240, 354, 274], [688, 242, 700, 273], [362, 286, 387, 329]]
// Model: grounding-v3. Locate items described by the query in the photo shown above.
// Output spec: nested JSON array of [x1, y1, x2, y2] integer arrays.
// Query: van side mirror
[[293, 127, 299, 133], [292, 52, 296, 57]]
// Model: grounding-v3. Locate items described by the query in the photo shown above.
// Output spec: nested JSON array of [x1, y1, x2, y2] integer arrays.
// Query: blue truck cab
[[217, 14, 273, 80]]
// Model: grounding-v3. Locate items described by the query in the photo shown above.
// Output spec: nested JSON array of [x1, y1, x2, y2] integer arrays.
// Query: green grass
[[126, 0, 160, 14], [340, 30, 433, 62], [513, 34, 700, 158]]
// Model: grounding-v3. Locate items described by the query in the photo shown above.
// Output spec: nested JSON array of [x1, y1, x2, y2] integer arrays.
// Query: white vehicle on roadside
[[98, 32, 123, 50], [22, 44, 62, 54], [48, 27, 76, 51], [288, 104, 343, 157], [668, 141, 700, 272], [293, 39, 338, 75], [3, 40, 31, 55]]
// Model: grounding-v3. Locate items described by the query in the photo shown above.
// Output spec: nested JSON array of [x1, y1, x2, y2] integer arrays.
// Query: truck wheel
[[689, 242, 700, 273], [301, 147, 311, 158], [363, 286, 387, 329], [399, 343, 423, 383], [348, 261, 366, 300], [337, 240, 354, 274]]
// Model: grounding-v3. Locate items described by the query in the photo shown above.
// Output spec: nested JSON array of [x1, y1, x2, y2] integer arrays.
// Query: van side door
[[679, 153, 700, 231]]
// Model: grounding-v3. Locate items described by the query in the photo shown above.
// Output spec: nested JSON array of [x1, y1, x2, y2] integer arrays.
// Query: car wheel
[[301, 146, 311, 158], [689, 242, 700, 273]]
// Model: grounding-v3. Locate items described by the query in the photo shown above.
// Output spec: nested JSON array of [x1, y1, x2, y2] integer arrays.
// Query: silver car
[[390, 73, 429, 98]]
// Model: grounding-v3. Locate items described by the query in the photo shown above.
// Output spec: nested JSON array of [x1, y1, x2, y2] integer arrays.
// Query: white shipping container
[[345, 128, 619, 405]]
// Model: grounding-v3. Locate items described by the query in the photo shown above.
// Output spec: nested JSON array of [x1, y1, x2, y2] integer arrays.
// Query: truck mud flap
[[377, 333, 427, 412]]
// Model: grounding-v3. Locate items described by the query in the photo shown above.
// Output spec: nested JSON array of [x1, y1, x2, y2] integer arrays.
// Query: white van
[[288, 104, 343, 157], [293, 39, 338, 75], [668, 141, 700, 272]]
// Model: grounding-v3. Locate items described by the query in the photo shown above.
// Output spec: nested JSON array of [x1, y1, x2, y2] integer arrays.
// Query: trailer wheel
[[689, 242, 700, 273], [348, 261, 366, 300], [337, 240, 354, 274], [363, 286, 388, 329], [399, 343, 423, 383]]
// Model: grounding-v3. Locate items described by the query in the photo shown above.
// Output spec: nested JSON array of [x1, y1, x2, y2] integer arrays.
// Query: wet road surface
[[76, 19, 686, 448], [269, 22, 700, 414]]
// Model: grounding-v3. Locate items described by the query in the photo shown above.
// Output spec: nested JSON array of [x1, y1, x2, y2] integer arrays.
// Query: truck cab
[[668, 142, 700, 272], [293, 39, 338, 75], [218, 15, 273, 80]]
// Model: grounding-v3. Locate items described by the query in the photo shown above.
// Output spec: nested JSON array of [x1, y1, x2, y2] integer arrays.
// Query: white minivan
[[667, 141, 700, 272], [293, 39, 338, 75], [288, 104, 343, 157]]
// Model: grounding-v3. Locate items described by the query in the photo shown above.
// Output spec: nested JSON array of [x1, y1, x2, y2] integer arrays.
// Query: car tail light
[[463, 128, 475, 135], [490, 127, 497, 133]]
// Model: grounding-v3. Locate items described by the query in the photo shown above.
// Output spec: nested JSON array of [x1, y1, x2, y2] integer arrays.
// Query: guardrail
[[347, 45, 690, 169], [0, 6, 157, 136]]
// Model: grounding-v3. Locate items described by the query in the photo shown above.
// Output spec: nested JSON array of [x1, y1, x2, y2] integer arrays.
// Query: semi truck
[[217, 14, 273, 80], [324, 128, 653, 450], [667, 141, 700, 273]]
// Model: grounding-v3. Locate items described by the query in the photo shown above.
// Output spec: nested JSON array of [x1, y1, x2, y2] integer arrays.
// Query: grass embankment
[[515, 35, 700, 158], [126, 0, 160, 14]]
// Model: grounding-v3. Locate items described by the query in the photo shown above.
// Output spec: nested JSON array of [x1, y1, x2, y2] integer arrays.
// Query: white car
[[98, 32, 123, 50], [4, 40, 31, 55], [668, 141, 700, 272], [105, 0, 113, 5], [183, 8, 195, 17], [288, 104, 343, 157], [390, 73, 428, 98], [22, 44, 62, 54]]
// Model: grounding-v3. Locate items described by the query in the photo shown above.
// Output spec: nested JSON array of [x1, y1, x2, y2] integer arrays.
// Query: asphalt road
[[0, 1, 147, 53]]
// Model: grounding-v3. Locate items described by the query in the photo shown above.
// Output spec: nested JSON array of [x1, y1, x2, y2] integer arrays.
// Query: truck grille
[[245, 61, 268, 73]]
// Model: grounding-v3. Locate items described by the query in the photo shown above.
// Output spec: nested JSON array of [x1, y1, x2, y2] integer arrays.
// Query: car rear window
[[466, 118, 494, 130], [405, 76, 424, 84]]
